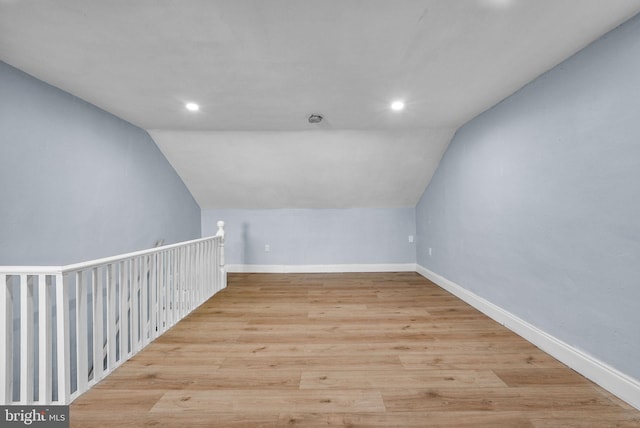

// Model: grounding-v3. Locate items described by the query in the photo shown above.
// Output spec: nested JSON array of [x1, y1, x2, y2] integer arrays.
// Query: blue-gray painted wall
[[416, 15, 640, 380], [0, 61, 201, 265], [203, 208, 416, 265]]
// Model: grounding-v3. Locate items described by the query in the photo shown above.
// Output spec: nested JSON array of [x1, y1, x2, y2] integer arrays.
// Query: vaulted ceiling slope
[[2, 1, 639, 208]]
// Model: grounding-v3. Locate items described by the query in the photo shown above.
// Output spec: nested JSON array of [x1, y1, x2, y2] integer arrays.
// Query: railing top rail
[[0, 266, 61, 275], [61, 235, 221, 273], [0, 234, 222, 275]]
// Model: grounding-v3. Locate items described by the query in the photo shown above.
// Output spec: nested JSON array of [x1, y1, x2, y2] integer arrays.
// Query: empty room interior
[[1, 1, 640, 426]]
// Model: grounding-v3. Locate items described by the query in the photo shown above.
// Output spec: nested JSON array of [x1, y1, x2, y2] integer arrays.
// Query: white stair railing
[[0, 221, 225, 405]]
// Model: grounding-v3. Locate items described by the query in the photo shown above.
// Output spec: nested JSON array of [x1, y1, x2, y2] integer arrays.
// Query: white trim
[[416, 264, 640, 411], [226, 263, 417, 274], [0, 266, 61, 275]]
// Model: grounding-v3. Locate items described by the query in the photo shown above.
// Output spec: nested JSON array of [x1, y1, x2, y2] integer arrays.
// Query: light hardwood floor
[[70, 272, 640, 427]]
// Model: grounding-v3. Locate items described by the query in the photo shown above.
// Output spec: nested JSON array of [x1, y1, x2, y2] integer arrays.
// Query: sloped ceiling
[[149, 129, 454, 208], [2, 1, 639, 208]]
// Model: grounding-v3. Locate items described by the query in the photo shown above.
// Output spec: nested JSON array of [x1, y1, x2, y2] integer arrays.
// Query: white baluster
[[76, 271, 88, 396], [187, 245, 193, 311], [120, 261, 129, 359], [177, 248, 183, 319], [56, 273, 70, 404], [166, 250, 173, 329], [184, 246, 191, 313], [107, 265, 117, 370], [19, 275, 34, 404], [158, 252, 164, 334], [149, 254, 157, 340], [197, 242, 203, 303], [131, 258, 140, 354], [140, 257, 148, 346], [0, 274, 13, 404], [170, 249, 177, 327], [38, 275, 52, 403], [92, 267, 103, 384], [210, 241, 214, 295]]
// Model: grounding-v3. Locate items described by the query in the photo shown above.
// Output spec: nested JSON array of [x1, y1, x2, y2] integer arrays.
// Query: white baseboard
[[226, 263, 417, 274], [416, 264, 640, 411]]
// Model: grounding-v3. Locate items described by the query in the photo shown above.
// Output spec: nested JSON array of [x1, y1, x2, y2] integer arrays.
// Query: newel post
[[215, 221, 226, 288]]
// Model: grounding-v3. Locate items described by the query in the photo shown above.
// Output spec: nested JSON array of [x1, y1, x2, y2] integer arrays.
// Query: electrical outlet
[[408, 235, 414, 243], [264, 244, 270, 253], [428, 247, 432, 256]]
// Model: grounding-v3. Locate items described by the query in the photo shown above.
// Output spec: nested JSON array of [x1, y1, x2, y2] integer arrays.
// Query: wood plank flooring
[[70, 272, 640, 427]]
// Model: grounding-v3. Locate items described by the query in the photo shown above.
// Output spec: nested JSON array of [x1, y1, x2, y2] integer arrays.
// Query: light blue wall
[[416, 15, 640, 380], [0, 61, 201, 265], [203, 208, 416, 266]]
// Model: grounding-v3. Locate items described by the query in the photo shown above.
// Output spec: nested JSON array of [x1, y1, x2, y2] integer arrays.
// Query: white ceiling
[[150, 129, 455, 208], [2, 1, 640, 208]]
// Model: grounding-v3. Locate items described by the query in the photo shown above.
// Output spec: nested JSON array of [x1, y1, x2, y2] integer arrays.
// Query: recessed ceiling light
[[390, 100, 405, 111], [185, 102, 200, 112]]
